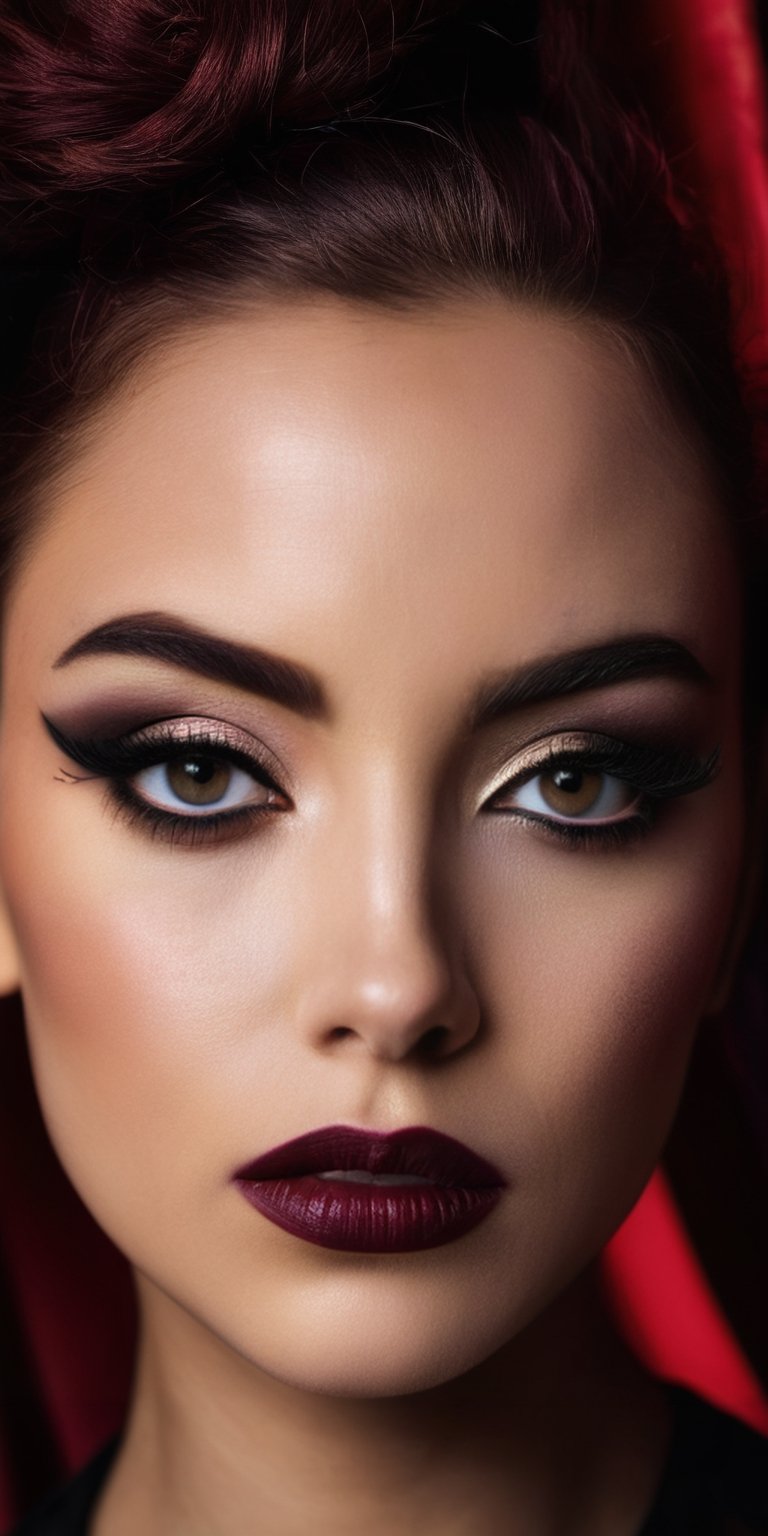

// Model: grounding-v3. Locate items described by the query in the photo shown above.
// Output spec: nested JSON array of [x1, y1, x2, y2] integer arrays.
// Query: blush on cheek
[[475, 813, 744, 1202], [565, 900, 735, 1190], [0, 817, 292, 1231], [566, 880, 735, 1088]]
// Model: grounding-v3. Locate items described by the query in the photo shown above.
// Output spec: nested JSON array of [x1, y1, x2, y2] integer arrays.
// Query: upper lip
[[232, 1124, 507, 1188]]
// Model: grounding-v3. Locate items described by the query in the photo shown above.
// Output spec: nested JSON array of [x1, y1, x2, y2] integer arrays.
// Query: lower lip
[[234, 1175, 504, 1252]]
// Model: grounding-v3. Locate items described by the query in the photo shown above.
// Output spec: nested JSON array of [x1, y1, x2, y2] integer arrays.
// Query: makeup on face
[[39, 703, 721, 856], [232, 1124, 507, 1253], [0, 302, 746, 1405], [30, 610, 728, 1267], [38, 614, 722, 859]]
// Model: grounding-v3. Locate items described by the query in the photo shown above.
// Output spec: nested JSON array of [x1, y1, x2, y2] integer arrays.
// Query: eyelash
[[44, 717, 286, 849], [42, 714, 722, 852], [487, 737, 722, 850]]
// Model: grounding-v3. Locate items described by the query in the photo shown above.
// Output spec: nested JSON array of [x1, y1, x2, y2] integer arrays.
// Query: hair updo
[[0, 1, 761, 657]]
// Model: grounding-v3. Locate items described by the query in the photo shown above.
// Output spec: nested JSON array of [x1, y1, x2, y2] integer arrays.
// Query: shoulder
[[640, 1384, 768, 1535], [6, 1436, 120, 1536]]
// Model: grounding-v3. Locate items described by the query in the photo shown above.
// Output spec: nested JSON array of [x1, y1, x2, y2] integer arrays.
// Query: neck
[[93, 1262, 672, 1536]]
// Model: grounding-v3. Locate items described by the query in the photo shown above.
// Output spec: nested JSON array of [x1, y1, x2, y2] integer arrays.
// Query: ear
[[702, 715, 768, 1018], [0, 884, 21, 997]]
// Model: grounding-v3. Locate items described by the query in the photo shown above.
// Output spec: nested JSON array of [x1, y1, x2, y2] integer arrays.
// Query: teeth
[[315, 1170, 435, 1186]]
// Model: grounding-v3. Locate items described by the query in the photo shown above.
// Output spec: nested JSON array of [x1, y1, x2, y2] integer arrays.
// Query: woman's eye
[[495, 763, 640, 823], [132, 753, 277, 816]]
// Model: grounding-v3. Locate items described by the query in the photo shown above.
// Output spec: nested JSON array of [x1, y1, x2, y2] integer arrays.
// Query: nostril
[[419, 1024, 450, 1057], [326, 1023, 450, 1054]]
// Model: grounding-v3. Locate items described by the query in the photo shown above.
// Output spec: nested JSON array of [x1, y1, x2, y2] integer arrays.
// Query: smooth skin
[[0, 297, 755, 1534]]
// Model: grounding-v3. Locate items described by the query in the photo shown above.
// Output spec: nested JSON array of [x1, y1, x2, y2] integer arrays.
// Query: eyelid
[[476, 729, 721, 813], [125, 717, 286, 780], [480, 733, 601, 804], [41, 712, 292, 798], [479, 732, 620, 811]]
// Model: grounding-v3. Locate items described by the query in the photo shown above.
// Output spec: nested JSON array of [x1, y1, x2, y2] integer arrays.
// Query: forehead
[[5, 296, 740, 705]]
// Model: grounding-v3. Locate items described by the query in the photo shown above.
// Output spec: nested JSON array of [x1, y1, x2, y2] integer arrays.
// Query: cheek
[[468, 800, 744, 1246], [0, 736, 745, 1291], [0, 783, 306, 1230]]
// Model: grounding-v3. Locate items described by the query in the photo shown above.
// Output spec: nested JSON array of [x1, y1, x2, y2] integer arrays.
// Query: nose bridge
[[296, 752, 480, 1059]]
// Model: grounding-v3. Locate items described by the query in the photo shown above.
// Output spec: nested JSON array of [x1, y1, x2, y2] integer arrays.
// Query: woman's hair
[[0, 1, 761, 619]]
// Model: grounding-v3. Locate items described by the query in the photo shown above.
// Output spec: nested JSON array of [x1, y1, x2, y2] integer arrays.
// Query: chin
[[211, 1273, 529, 1400], [233, 1333, 503, 1400]]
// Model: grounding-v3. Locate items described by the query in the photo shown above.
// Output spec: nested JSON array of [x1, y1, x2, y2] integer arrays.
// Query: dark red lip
[[232, 1124, 507, 1253]]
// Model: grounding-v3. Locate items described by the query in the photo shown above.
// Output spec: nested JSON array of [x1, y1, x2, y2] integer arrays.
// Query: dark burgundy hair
[[0, 1, 760, 609]]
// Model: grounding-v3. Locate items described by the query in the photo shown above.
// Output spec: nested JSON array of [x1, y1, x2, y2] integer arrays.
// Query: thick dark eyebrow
[[53, 614, 712, 727], [53, 612, 327, 718], [469, 635, 712, 729]]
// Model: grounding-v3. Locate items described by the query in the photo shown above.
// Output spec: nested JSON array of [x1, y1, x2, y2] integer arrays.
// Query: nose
[[294, 777, 482, 1064]]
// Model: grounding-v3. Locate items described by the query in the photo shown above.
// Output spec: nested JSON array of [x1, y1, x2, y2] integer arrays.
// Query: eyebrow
[[53, 611, 326, 717], [53, 612, 713, 727], [468, 633, 712, 729]]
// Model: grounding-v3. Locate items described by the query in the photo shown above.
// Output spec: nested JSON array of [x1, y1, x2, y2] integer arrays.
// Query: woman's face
[[0, 297, 748, 1396]]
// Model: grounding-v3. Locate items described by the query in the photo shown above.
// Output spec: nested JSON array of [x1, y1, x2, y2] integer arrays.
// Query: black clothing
[[7, 1384, 768, 1534], [6, 1435, 118, 1536], [635, 1385, 768, 1534]]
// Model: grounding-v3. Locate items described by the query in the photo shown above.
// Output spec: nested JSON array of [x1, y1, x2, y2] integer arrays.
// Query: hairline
[[2, 276, 740, 608]]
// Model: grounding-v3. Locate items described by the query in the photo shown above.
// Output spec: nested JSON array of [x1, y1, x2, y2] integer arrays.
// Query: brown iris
[[165, 755, 231, 806], [539, 766, 605, 817]]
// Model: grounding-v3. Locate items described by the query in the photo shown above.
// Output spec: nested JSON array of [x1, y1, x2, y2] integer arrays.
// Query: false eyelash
[[42, 713, 289, 849], [42, 714, 286, 792], [43, 711, 723, 854], [484, 736, 722, 849]]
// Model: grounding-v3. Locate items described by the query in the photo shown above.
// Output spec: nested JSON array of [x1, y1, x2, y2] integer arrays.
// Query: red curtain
[[599, 0, 768, 1438]]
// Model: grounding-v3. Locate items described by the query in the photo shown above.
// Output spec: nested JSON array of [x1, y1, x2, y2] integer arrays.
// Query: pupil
[[182, 757, 216, 784], [166, 754, 231, 806], [552, 767, 583, 795]]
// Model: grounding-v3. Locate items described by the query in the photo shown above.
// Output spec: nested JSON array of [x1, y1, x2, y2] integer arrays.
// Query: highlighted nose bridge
[[300, 757, 480, 1061]]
